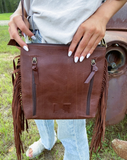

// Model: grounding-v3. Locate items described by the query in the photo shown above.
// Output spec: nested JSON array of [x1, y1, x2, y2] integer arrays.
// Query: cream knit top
[[24, 0, 103, 44]]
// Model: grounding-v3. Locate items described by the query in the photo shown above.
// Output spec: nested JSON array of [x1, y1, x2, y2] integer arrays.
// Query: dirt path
[[0, 20, 9, 26]]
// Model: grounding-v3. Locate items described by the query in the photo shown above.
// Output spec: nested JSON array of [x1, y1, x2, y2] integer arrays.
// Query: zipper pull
[[32, 57, 38, 84], [32, 57, 38, 71], [84, 59, 98, 84]]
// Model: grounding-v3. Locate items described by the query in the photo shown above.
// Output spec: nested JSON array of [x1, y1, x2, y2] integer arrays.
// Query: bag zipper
[[32, 57, 99, 116], [32, 70, 36, 116], [85, 59, 98, 115], [32, 57, 37, 116]]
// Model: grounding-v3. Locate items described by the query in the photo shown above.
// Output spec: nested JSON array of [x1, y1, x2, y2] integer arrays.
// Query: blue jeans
[[26, 30, 89, 160]]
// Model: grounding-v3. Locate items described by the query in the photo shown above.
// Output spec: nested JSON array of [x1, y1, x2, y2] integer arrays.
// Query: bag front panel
[[21, 44, 106, 119]]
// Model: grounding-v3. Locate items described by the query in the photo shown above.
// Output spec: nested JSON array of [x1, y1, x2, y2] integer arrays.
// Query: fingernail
[[86, 53, 91, 59], [80, 56, 84, 62], [74, 57, 79, 63], [23, 45, 29, 51], [68, 51, 72, 57], [31, 35, 36, 40], [98, 41, 101, 45], [23, 33, 27, 38]]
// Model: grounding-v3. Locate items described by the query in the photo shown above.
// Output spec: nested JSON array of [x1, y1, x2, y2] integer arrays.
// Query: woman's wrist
[[92, 0, 127, 26]]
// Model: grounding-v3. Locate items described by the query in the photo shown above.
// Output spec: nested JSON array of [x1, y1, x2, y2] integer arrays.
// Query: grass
[[87, 118, 127, 160], [0, 13, 12, 20], [0, 25, 127, 160], [0, 26, 19, 54]]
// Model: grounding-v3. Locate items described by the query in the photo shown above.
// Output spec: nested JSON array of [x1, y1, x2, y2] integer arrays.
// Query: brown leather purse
[[9, 41, 108, 160], [8, 0, 108, 159]]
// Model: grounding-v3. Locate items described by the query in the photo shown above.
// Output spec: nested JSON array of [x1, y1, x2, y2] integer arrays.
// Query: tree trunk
[[2, 0, 8, 13], [0, 0, 20, 13], [0, 0, 4, 13]]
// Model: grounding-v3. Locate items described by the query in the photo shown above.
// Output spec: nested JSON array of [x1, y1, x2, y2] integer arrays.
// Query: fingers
[[8, 15, 36, 51], [73, 31, 93, 62], [13, 16, 33, 37], [79, 34, 101, 62], [16, 46, 21, 50], [9, 22, 28, 51], [87, 36, 104, 57], [68, 21, 105, 63], [68, 25, 84, 57]]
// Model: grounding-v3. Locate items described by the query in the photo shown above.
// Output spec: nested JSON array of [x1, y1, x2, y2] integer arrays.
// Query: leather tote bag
[[9, 40, 108, 160], [8, 0, 108, 159]]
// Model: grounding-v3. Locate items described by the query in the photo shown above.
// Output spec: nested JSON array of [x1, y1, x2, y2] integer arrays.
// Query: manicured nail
[[80, 56, 84, 62], [31, 35, 36, 40], [23, 33, 27, 38], [86, 53, 91, 59], [23, 46, 29, 51], [68, 51, 72, 57], [74, 57, 79, 63], [98, 42, 101, 45]]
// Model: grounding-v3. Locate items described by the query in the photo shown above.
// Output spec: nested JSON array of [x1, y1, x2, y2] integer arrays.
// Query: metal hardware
[[32, 57, 37, 64], [85, 60, 98, 84], [101, 39, 107, 47], [28, 37, 32, 41], [115, 44, 119, 47], [111, 62, 117, 69], [91, 59, 96, 65], [98, 38, 107, 48]]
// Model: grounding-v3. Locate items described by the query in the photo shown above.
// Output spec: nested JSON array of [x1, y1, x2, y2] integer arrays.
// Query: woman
[[8, 0, 127, 159]]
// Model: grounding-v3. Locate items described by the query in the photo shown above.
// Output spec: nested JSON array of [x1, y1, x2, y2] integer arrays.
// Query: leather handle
[[21, 0, 24, 22]]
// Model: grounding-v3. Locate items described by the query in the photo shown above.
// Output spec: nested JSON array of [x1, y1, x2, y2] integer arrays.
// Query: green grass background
[[0, 13, 12, 20], [0, 17, 127, 160]]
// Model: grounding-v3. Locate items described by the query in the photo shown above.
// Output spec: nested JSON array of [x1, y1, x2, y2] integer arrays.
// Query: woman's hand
[[68, 14, 106, 63], [8, 13, 35, 51], [68, 0, 127, 63]]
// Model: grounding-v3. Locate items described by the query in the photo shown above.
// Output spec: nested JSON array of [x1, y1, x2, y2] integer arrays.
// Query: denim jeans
[[26, 30, 89, 160]]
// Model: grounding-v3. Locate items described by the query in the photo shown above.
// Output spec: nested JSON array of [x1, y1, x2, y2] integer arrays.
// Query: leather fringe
[[11, 56, 108, 160], [90, 58, 108, 159], [12, 56, 28, 160]]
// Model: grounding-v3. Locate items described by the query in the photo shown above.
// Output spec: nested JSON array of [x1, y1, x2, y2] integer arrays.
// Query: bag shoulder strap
[[21, 0, 24, 22]]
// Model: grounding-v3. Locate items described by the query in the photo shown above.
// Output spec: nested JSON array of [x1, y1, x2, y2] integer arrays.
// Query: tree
[[0, 0, 4, 13], [0, 0, 20, 13]]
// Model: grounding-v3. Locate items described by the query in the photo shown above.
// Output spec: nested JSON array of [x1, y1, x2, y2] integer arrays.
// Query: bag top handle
[[21, 0, 24, 22]]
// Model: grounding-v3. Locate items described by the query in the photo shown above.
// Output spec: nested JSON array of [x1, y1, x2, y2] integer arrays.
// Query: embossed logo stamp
[[53, 103, 71, 113]]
